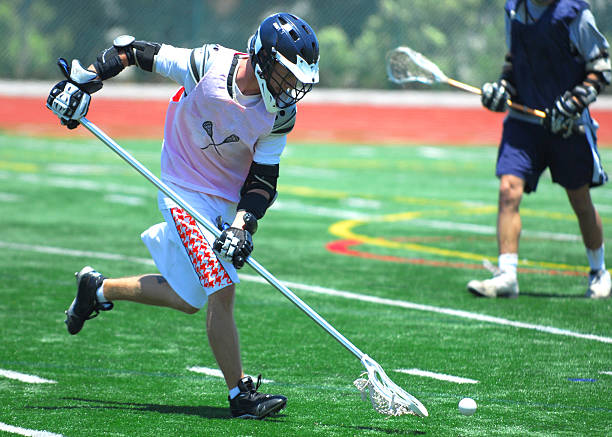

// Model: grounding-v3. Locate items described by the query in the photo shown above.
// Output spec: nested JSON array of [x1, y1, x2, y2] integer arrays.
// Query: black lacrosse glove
[[213, 213, 258, 269], [481, 79, 516, 112], [544, 91, 582, 138], [544, 84, 597, 138]]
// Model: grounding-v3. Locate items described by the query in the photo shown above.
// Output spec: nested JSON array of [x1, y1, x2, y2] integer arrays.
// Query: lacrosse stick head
[[386, 46, 448, 86], [353, 354, 428, 417]]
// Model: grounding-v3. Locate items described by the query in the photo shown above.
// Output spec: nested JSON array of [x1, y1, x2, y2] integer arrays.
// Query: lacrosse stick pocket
[[353, 354, 428, 417]]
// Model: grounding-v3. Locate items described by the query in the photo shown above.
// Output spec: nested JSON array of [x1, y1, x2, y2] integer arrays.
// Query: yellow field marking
[[0, 160, 38, 172], [281, 184, 610, 223], [328, 212, 588, 273], [278, 184, 348, 199]]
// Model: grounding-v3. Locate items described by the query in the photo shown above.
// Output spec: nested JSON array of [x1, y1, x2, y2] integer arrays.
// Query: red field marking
[[326, 239, 586, 277], [4, 95, 611, 146]]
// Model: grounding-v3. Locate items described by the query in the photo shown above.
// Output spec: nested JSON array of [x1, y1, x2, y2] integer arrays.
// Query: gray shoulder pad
[[189, 44, 220, 84], [271, 105, 297, 135]]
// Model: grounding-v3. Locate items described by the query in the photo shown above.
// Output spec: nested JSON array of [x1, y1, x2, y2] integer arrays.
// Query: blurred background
[[3, 0, 610, 91]]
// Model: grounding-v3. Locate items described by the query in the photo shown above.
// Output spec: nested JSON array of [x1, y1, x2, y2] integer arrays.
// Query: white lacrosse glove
[[213, 227, 253, 269], [46, 58, 103, 129], [46, 80, 91, 129], [481, 79, 516, 112], [213, 213, 258, 269]]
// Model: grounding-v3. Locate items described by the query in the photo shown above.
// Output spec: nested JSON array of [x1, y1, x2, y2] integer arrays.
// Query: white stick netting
[[385, 46, 448, 86], [353, 355, 428, 417]]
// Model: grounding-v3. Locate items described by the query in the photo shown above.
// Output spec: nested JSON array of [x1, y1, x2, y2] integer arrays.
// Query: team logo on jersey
[[200, 121, 240, 156]]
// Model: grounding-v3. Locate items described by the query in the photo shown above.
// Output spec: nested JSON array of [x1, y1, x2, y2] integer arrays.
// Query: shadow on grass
[[351, 426, 425, 435], [519, 290, 584, 298], [25, 397, 235, 420]]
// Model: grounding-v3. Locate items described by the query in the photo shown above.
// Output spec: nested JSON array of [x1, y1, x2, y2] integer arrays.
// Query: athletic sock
[[586, 244, 606, 272], [498, 253, 518, 276], [229, 386, 241, 400], [96, 283, 109, 303]]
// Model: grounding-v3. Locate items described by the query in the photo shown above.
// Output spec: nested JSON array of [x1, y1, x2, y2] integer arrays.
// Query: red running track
[[3, 96, 612, 146]]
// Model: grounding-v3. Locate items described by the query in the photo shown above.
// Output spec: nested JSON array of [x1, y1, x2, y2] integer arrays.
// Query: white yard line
[[395, 368, 479, 384], [187, 366, 273, 383], [0, 423, 63, 437], [2, 240, 612, 344], [271, 199, 372, 219], [0, 173, 151, 196], [0, 369, 56, 384], [409, 218, 581, 242], [103, 194, 146, 206], [238, 275, 612, 345], [0, 192, 20, 202], [0, 241, 155, 266], [599, 371, 612, 376]]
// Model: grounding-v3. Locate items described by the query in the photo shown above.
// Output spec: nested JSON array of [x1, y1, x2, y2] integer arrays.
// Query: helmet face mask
[[249, 13, 319, 113]]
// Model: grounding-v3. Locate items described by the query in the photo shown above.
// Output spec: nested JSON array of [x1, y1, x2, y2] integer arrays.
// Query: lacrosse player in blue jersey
[[468, 0, 611, 298]]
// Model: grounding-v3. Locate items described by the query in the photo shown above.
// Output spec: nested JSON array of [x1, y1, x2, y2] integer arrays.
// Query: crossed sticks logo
[[200, 121, 240, 156]]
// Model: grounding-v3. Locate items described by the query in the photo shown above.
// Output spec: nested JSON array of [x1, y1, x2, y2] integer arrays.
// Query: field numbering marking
[[188, 366, 273, 383], [395, 368, 479, 384], [0, 369, 56, 384], [0, 422, 64, 437]]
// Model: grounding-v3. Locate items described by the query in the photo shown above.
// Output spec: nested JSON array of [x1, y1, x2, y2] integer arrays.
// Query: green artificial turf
[[0, 132, 611, 436]]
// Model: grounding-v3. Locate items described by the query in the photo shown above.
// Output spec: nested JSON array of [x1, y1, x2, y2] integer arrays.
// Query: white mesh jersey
[[154, 43, 297, 166], [154, 45, 285, 202]]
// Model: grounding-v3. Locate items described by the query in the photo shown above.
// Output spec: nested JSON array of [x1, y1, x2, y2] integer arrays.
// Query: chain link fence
[[2, 0, 611, 90]]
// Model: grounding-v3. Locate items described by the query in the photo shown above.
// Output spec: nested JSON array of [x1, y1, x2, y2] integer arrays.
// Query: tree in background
[[1, 0, 610, 90]]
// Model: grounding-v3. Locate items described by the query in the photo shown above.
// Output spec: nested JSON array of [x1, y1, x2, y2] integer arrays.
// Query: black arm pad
[[584, 71, 609, 94], [237, 192, 269, 220], [128, 41, 162, 72], [237, 162, 279, 219]]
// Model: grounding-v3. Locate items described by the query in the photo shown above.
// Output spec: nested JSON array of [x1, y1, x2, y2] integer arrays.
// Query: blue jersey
[[505, 0, 589, 109], [498, 1, 609, 191]]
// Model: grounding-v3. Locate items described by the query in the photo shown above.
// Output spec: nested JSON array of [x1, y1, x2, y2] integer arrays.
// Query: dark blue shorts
[[496, 117, 606, 193]]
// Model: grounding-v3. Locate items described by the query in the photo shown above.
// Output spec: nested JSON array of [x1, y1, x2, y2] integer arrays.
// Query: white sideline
[[187, 366, 273, 383], [0, 422, 63, 437], [3, 80, 612, 109], [1, 240, 612, 344], [0, 369, 56, 384], [395, 369, 479, 384]]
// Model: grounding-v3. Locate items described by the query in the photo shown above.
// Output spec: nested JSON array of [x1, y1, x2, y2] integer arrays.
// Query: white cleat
[[586, 269, 612, 299], [467, 271, 519, 298]]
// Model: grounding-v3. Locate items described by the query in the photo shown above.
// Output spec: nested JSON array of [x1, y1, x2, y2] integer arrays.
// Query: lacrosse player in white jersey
[[468, 0, 611, 298], [47, 12, 320, 419]]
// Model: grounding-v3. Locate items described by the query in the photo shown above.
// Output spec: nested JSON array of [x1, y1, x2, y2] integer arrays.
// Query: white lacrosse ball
[[458, 397, 477, 416]]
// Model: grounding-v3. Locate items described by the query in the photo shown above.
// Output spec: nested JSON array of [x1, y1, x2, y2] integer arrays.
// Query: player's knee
[[499, 185, 521, 209], [499, 176, 523, 207]]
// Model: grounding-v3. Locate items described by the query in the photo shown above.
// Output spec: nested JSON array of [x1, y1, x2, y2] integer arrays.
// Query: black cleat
[[229, 375, 287, 419], [65, 266, 113, 335]]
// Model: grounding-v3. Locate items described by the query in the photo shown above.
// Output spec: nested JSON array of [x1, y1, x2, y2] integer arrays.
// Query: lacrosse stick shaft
[[446, 78, 481, 94], [79, 117, 365, 360], [446, 78, 546, 119]]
